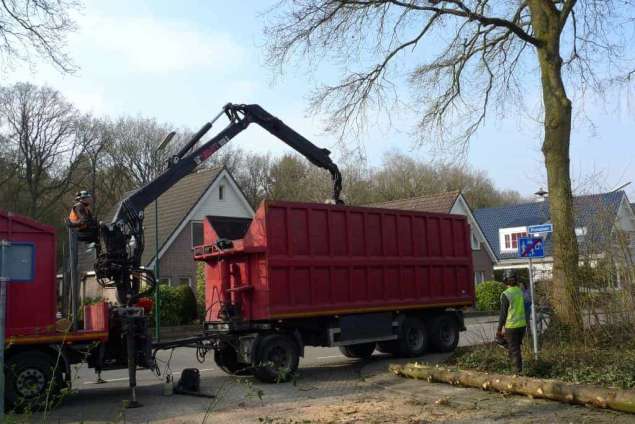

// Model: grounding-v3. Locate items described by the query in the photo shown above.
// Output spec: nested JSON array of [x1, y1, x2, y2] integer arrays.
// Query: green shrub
[[475, 280, 506, 312], [151, 285, 198, 326], [196, 263, 206, 320]]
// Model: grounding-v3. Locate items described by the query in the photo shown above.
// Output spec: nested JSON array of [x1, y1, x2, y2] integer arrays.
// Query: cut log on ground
[[390, 363, 635, 414]]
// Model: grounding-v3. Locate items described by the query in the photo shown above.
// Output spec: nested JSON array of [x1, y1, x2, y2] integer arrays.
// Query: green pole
[[152, 131, 175, 342], [154, 199, 160, 341]]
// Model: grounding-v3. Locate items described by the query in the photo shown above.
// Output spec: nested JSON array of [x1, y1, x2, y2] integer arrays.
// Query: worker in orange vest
[[68, 190, 98, 242]]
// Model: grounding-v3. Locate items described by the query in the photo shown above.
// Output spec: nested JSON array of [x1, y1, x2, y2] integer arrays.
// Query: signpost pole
[[0, 240, 9, 419], [528, 258, 539, 360]]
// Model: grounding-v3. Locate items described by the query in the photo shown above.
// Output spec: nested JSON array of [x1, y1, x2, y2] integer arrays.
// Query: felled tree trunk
[[390, 363, 635, 414]]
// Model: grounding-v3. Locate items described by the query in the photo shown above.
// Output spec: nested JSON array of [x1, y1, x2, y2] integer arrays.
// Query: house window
[[219, 184, 225, 201], [191, 221, 204, 248], [177, 277, 191, 287], [575, 227, 588, 237], [505, 232, 527, 250], [471, 231, 480, 250], [499, 227, 528, 252], [159, 277, 171, 286]]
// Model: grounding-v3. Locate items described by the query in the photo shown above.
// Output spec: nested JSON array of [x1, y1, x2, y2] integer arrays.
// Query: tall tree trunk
[[529, 2, 581, 329]]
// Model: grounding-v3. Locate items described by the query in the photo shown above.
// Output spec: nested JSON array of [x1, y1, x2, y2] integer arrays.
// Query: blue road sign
[[528, 224, 553, 234], [518, 237, 544, 258]]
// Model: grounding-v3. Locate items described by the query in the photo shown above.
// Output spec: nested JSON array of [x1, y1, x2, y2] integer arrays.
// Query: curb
[[464, 311, 497, 318]]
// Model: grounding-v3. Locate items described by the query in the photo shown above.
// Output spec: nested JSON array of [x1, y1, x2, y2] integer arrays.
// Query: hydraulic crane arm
[[97, 104, 343, 304], [117, 103, 342, 221]]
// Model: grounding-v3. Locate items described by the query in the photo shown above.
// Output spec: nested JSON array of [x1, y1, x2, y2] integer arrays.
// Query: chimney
[[534, 187, 548, 202]]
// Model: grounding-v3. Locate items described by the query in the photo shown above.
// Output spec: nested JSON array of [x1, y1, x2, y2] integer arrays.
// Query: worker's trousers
[[505, 326, 526, 373]]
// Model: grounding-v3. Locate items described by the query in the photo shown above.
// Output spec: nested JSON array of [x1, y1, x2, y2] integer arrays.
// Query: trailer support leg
[[124, 316, 142, 408], [96, 343, 106, 384]]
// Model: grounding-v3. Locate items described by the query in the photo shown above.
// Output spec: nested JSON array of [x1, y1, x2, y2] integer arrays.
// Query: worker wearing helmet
[[68, 191, 93, 227], [68, 191, 98, 242], [496, 269, 527, 373]]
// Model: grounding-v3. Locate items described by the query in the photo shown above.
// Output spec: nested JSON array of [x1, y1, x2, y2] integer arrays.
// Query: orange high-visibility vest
[[68, 207, 81, 225], [68, 203, 92, 227]]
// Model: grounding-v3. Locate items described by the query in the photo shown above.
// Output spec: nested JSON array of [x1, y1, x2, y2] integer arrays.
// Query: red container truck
[[195, 201, 474, 382]]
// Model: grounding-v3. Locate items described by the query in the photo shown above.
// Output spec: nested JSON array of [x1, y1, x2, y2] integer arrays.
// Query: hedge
[[149, 285, 198, 326], [475, 280, 506, 312]]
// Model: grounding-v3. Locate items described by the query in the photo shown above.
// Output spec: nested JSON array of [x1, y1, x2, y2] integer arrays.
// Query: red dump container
[[196, 201, 474, 322], [1, 209, 57, 338]]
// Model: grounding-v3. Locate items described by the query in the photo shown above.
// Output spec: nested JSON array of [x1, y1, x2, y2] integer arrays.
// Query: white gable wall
[[191, 172, 253, 220], [450, 195, 496, 262]]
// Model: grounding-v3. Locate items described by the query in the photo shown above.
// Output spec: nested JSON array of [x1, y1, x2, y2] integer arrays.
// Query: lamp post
[[153, 131, 176, 341]]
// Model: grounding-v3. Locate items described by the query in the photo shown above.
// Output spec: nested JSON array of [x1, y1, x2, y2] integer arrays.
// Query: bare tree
[[0, 82, 86, 219], [0, 0, 80, 72], [233, 151, 273, 207], [264, 0, 635, 329], [107, 116, 182, 188], [74, 114, 112, 215]]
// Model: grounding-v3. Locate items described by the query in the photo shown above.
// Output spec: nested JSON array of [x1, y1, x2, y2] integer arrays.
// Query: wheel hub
[[439, 322, 451, 344], [268, 346, 290, 369], [406, 328, 424, 351], [16, 368, 46, 398]]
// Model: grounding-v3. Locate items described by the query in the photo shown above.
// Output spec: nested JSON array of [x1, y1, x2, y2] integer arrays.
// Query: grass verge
[[447, 325, 635, 389]]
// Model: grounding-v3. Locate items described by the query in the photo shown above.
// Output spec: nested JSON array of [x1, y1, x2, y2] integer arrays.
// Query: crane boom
[[95, 104, 343, 304]]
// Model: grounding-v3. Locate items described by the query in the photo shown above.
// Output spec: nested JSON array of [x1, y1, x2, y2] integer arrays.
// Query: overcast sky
[[7, 0, 635, 200]]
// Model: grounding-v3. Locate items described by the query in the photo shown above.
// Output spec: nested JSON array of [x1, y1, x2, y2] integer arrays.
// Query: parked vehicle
[[0, 210, 120, 410], [195, 200, 475, 382]]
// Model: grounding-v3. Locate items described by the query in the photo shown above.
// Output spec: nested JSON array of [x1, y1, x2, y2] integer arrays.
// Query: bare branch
[[0, 0, 79, 73]]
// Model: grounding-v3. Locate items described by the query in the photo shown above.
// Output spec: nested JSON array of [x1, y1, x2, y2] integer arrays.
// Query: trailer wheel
[[214, 345, 252, 376], [376, 341, 399, 355], [339, 342, 376, 359], [5, 351, 64, 411], [253, 334, 299, 383], [396, 317, 428, 357], [429, 314, 460, 352]]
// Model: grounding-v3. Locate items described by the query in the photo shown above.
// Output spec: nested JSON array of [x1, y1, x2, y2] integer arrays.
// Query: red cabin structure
[[1, 209, 58, 338]]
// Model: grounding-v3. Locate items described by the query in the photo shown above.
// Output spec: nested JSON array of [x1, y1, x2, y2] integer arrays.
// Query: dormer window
[[499, 226, 528, 253]]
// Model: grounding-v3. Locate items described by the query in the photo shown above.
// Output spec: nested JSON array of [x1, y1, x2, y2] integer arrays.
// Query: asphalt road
[[35, 316, 499, 423]]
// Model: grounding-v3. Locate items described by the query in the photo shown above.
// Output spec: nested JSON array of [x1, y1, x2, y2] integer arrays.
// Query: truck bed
[[195, 201, 474, 322]]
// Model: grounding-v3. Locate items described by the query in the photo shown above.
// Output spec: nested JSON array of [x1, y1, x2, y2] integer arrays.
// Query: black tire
[[376, 341, 399, 355], [428, 314, 460, 352], [339, 343, 376, 359], [5, 351, 64, 411], [396, 317, 428, 357], [214, 345, 252, 376], [253, 334, 299, 384]]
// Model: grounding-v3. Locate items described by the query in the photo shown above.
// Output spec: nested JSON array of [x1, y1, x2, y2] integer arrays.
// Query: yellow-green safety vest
[[502, 286, 527, 329]]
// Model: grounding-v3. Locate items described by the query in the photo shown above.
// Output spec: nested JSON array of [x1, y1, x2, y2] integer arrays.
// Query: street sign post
[[518, 237, 545, 258], [528, 223, 553, 234], [518, 236, 545, 360]]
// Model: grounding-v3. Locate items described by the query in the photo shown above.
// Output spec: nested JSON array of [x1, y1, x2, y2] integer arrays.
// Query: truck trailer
[[196, 200, 474, 382]]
